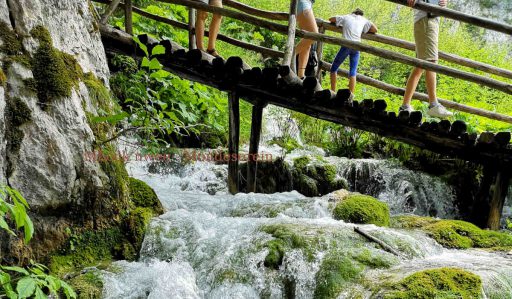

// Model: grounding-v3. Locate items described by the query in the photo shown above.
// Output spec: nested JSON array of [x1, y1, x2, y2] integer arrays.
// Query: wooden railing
[[93, 0, 512, 124]]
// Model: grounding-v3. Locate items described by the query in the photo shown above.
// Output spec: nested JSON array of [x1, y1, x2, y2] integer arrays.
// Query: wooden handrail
[[156, 0, 512, 96], [222, 0, 512, 80], [385, 0, 512, 35], [282, 0, 298, 67]]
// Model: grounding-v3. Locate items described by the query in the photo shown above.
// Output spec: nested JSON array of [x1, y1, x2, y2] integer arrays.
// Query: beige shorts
[[414, 17, 440, 61]]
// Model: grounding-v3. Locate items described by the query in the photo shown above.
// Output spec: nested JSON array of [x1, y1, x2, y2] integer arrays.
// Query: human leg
[[330, 47, 350, 91], [207, 0, 223, 55], [348, 50, 360, 93], [195, 10, 208, 51], [296, 3, 318, 77]]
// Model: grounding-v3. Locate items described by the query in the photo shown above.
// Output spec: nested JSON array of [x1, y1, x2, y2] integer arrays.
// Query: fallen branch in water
[[354, 226, 402, 257]]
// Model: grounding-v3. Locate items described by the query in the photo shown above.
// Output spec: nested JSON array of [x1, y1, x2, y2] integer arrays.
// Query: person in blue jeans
[[329, 9, 378, 96]]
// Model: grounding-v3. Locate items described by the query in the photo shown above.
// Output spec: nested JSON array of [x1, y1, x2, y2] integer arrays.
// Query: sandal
[[207, 48, 221, 58]]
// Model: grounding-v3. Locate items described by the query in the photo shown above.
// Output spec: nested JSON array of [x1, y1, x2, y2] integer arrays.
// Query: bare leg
[[195, 10, 208, 51], [348, 76, 356, 93], [296, 9, 318, 77], [425, 60, 438, 104], [207, 0, 223, 52], [402, 67, 424, 106], [330, 72, 337, 92]]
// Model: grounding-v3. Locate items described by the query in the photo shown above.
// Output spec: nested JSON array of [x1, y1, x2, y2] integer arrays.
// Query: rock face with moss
[[0, 0, 131, 265], [333, 194, 390, 227]]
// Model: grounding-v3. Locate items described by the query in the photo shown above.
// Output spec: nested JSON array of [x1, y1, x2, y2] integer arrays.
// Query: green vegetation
[[128, 178, 164, 213], [0, 69, 6, 87], [380, 268, 482, 299], [0, 22, 23, 55], [314, 252, 363, 299], [0, 186, 76, 298], [333, 194, 390, 227], [391, 215, 512, 250]]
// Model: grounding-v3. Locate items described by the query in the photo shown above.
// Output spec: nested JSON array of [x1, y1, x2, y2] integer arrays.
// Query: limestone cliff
[[0, 0, 131, 263]]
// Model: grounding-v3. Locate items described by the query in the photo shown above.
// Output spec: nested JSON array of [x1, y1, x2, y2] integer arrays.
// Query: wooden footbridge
[[93, 0, 512, 229]]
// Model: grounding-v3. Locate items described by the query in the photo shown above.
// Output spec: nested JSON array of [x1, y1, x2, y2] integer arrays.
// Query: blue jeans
[[297, 0, 312, 14], [330, 47, 360, 77]]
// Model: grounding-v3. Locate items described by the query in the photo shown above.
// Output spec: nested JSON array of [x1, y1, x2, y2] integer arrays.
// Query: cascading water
[[101, 156, 512, 298]]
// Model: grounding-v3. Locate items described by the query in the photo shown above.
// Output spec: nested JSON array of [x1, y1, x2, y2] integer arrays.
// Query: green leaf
[[141, 57, 151, 68], [0, 217, 15, 236], [133, 36, 148, 57], [17, 276, 36, 299], [149, 58, 162, 70], [2, 266, 30, 275], [34, 287, 47, 299], [151, 45, 166, 56], [23, 214, 34, 243], [60, 280, 77, 299], [149, 70, 171, 80]]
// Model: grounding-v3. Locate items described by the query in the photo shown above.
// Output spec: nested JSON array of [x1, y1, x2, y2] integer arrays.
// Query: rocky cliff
[[0, 0, 132, 263]]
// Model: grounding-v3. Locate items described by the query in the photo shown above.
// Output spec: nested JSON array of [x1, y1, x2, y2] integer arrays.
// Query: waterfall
[[100, 158, 512, 298]]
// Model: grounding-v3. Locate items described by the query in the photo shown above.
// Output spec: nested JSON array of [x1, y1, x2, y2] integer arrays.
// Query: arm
[[407, 0, 417, 7], [368, 23, 378, 34]]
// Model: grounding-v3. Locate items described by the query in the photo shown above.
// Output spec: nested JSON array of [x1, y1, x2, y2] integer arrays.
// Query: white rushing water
[[101, 156, 512, 299]]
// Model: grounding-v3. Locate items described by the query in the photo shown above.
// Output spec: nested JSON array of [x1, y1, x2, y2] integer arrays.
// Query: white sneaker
[[399, 105, 414, 113], [348, 93, 354, 102], [428, 104, 453, 119]]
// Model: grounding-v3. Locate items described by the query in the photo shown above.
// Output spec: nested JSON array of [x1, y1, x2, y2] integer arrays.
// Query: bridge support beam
[[487, 170, 510, 230], [228, 91, 240, 194], [247, 104, 264, 193]]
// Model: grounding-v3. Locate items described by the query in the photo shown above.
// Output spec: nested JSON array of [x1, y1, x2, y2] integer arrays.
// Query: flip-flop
[[207, 49, 221, 58]]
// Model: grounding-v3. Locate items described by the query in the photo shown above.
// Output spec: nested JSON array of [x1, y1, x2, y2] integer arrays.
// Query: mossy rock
[[381, 267, 482, 299], [0, 21, 23, 55], [68, 270, 103, 299], [314, 252, 363, 299], [110, 54, 138, 74], [124, 207, 154, 248], [390, 215, 439, 229], [293, 156, 311, 170], [128, 177, 164, 214], [0, 69, 6, 87], [333, 194, 390, 227], [424, 220, 512, 249], [295, 173, 319, 197]]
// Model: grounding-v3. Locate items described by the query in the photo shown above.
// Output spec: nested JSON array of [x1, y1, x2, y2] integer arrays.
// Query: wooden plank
[[282, 0, 298, 67], [228, 91, 240, 194], [188, 7, 196, 50], [124, 0, 133, 35], [487, 171, 510, 230], [247, 105, 264, 193], [100, 0, 122, 24], [315, 25, 325, 80], [157, 0, 512, 96], [384, 0, 512, 35]]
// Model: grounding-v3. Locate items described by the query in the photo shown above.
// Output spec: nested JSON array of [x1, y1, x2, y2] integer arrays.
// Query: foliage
[[381, 267, 482, 299], [0, 186, 76, 299], [333, 194, 390, 227]]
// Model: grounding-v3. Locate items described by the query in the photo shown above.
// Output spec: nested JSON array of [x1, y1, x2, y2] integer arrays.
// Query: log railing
[[92, 0, 512, 124]]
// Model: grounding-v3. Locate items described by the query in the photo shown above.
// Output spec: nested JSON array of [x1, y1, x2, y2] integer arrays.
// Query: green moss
[[124, 207, 153, 249], [5, 98, 32, 175], [424, 220, 512, 249], [314, 252, 363, 299], [293, 156, 311, 170], [99, 144, 131, 219], [296, 174, 319, 197], [382, 268, 483, 299], [333, 194, 390, 227], [352, 249, 394, 269], [68, 270, 103, 299], [0, 69, 7, 87], [390, 215, 439, 229], [30, 26, 84, 107], [128, 178, 164, 214], [110, 54, 138, 74], [10, 54, 33, 69], [22, 78, 37, 93], [0, 22, 23, 55]]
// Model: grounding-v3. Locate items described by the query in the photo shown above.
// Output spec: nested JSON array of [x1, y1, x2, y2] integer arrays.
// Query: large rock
[[0, 0, 129, 262]]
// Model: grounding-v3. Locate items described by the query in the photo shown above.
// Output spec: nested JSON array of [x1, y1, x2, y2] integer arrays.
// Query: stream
[[100, 146, 512, 298]]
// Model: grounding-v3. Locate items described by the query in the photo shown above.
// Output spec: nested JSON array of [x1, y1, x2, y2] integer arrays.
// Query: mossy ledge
[[379, 267, 483, 299], [391, 215, 512, 250], [5, 97, 33, 176], [333, 194, 390, 227]]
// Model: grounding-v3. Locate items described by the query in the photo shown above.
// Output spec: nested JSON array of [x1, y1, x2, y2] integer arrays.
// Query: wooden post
[[315, 25, 325, 80], [188, 8, 197, 50], [247, 104, 264, 193], [100, 0, 122, 24], [228, 91, 240, 194], [487, 170, 510, 230], [125, 0, 133, 35], [282, 0, 298, 67]]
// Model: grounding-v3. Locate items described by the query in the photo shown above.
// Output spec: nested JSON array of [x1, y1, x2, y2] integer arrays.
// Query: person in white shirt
[[400, 0, 453, 118], [329, 9, 377, 95]]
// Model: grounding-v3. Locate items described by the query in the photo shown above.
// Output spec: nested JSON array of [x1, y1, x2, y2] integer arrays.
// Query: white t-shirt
[[334, 14, 373, 42]]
